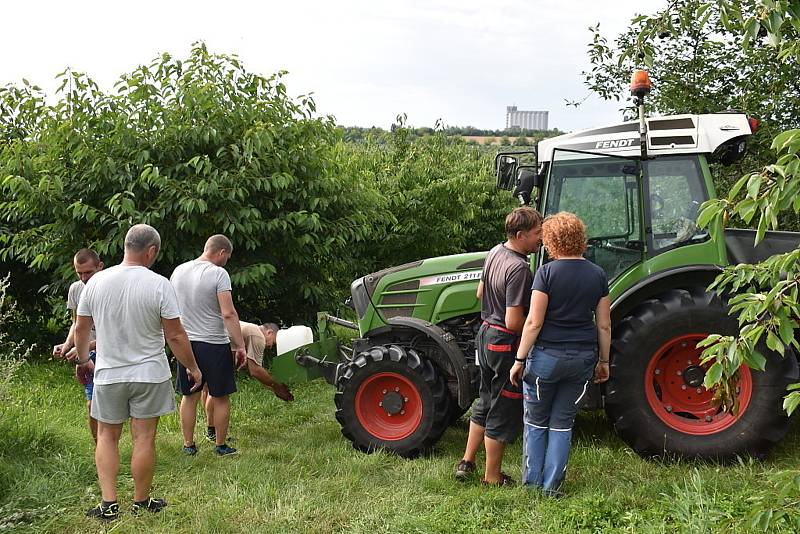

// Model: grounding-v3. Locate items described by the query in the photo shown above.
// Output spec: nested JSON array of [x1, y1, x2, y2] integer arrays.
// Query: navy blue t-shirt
[[531, 259, 609, 345]]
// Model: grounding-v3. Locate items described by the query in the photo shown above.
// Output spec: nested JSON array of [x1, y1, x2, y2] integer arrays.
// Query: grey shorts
[[91, 380, 176, 424]]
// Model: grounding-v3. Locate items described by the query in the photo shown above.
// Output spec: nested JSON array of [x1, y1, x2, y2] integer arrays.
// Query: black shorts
[[470, 323, 524, 443], [176, 341, 237, 397]]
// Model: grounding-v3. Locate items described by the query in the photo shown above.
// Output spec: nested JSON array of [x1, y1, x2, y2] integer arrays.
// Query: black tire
[[605, 287, 798, 460], [334, 344, 449, 457], [444, 394, 470, 425], [445, 366, 480, 424]]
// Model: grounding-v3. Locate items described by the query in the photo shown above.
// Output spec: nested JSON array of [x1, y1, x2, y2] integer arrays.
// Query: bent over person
[[510, 212, 611, 497], [75, 224, 202, 521], [239, 321, 293, 401], [456, 206, 543, 485], [171, 234, 247, 457]]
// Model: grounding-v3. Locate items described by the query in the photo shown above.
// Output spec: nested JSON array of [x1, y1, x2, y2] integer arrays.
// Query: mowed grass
[[1, 360, 798, 533]]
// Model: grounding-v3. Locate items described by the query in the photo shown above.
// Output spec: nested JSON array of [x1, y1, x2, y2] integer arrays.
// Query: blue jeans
[[522, 346, 596, 492]]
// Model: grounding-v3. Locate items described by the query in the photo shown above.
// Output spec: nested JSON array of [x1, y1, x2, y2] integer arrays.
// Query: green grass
[[1, 361, 799, 533]]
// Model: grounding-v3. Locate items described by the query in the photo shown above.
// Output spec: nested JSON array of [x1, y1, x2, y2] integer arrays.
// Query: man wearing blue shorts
[[172, 234, 247, 457], [52, 248, 104, 443]]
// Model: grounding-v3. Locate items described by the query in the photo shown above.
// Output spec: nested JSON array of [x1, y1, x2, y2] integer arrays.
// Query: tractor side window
[[545, 154, 643, 282], [645, 157, 708, 250]]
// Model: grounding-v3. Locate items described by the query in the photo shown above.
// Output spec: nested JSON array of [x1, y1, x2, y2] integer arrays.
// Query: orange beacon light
[[630, 69, 652, 98]]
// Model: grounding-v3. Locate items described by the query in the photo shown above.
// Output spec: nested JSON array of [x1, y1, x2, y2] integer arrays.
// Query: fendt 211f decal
[[418, 270, 482, 287]]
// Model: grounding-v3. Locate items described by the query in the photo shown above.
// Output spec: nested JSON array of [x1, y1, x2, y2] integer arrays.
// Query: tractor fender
[[364, 317, 472, 409], [611, 265, 721, 325]]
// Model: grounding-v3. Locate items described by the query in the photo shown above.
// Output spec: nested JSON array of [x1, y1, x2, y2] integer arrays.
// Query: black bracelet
[[598, 359, 609, 363], [514, 357, 526, 363]]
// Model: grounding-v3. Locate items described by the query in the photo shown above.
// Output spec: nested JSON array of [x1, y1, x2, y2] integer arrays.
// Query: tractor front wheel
[[605, 288, 798, 460], [334, 344, 449, 457]]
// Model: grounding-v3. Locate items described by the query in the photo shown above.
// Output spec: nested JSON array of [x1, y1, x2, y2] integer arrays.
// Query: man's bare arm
[[162, 317, 203, 390], [74, 315, 94, 364], [54, 309, 79, 358], [504, 305, 527, 334], [218, 291, 246, 368]]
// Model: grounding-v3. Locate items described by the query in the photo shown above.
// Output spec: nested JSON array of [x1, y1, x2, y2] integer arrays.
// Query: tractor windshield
[[543, 150, 644, 282]]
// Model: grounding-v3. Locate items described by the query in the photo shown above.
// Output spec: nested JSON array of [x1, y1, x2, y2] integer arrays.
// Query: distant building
[[505, 106, 548, 131]]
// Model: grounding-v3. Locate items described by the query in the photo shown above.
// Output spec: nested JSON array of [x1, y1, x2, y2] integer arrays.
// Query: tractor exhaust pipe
[[323, 313, 358, 330]]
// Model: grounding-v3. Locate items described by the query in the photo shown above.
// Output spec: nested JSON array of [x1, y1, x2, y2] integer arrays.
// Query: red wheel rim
[[644, 333, 753, 435], [355, 372, 423, 441]]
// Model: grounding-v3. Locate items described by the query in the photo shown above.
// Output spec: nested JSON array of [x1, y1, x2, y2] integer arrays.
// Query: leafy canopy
[[0, 43, 382, 323]]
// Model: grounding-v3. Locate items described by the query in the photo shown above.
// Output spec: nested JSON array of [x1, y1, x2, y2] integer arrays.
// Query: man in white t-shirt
[[75, 224, 202, 522], [52, 248, 104, 442], [171, 234, 247, 457]]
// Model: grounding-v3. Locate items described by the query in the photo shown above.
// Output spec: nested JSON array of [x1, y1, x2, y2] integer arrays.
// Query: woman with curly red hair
[[510, 211, 611, 496]]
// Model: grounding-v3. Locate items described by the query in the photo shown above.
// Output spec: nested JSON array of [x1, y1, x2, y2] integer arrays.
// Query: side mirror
[[710, 137, 748, 165], [512, 168, 543, 205], [496, 156, 518, 190]]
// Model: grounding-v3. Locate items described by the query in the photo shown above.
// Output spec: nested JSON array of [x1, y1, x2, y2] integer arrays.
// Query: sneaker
[[455, 460, 476, 481], [481, 472, 516, 487], [182, 444, 198, 456], [86, 502, 119, 522], [132, 497, 168, 514], [215, 444, 239, 457], [205, 430, 235, 443]]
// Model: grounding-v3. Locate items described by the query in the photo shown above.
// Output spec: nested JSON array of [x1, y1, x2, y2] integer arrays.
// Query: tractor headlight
[[350, 277, 371, 320]]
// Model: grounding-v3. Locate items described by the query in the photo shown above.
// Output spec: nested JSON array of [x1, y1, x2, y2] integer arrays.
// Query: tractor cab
[[496, 108, 756, 290]]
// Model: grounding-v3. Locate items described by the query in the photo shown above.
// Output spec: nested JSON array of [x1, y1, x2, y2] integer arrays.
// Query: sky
[[2, 0, 665, 132]]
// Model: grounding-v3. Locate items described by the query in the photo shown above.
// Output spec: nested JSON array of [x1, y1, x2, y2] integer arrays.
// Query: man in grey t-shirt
[[75, 224, 202, 521], [52, 248, 104, 442], [171, 234, 247, 456], [455, 207, 542, 485]]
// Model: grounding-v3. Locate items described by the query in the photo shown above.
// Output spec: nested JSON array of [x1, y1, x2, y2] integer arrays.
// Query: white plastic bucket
[[276, 325, 314, 356]]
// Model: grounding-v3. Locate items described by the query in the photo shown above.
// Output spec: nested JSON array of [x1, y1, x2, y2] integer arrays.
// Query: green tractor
[[291, 83, 799, 459]]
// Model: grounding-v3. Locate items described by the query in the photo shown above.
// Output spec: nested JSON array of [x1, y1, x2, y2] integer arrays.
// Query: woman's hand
[[593, 361, 610, 383], [510, 360, 525, 386]]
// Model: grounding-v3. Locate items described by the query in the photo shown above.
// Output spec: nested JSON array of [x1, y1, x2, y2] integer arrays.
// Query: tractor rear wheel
[[334, 344, 449, 457], [605, 287, 798, 460]]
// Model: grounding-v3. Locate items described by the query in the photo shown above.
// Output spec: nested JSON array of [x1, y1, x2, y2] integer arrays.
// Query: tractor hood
[[350, 251, 487, 323]]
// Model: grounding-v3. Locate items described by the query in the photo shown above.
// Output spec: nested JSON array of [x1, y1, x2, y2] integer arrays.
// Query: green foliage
[[584, 1, 800, 129], [338, 125, 561, 144], [513, 136, 529, 146], [0, 45, 523, 343], [0, 44, 385, 327], [0, 274, 28, 400], [335, 118, 516, 273], [747, 471, 800, 531], [696, 129, 800, 415]]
